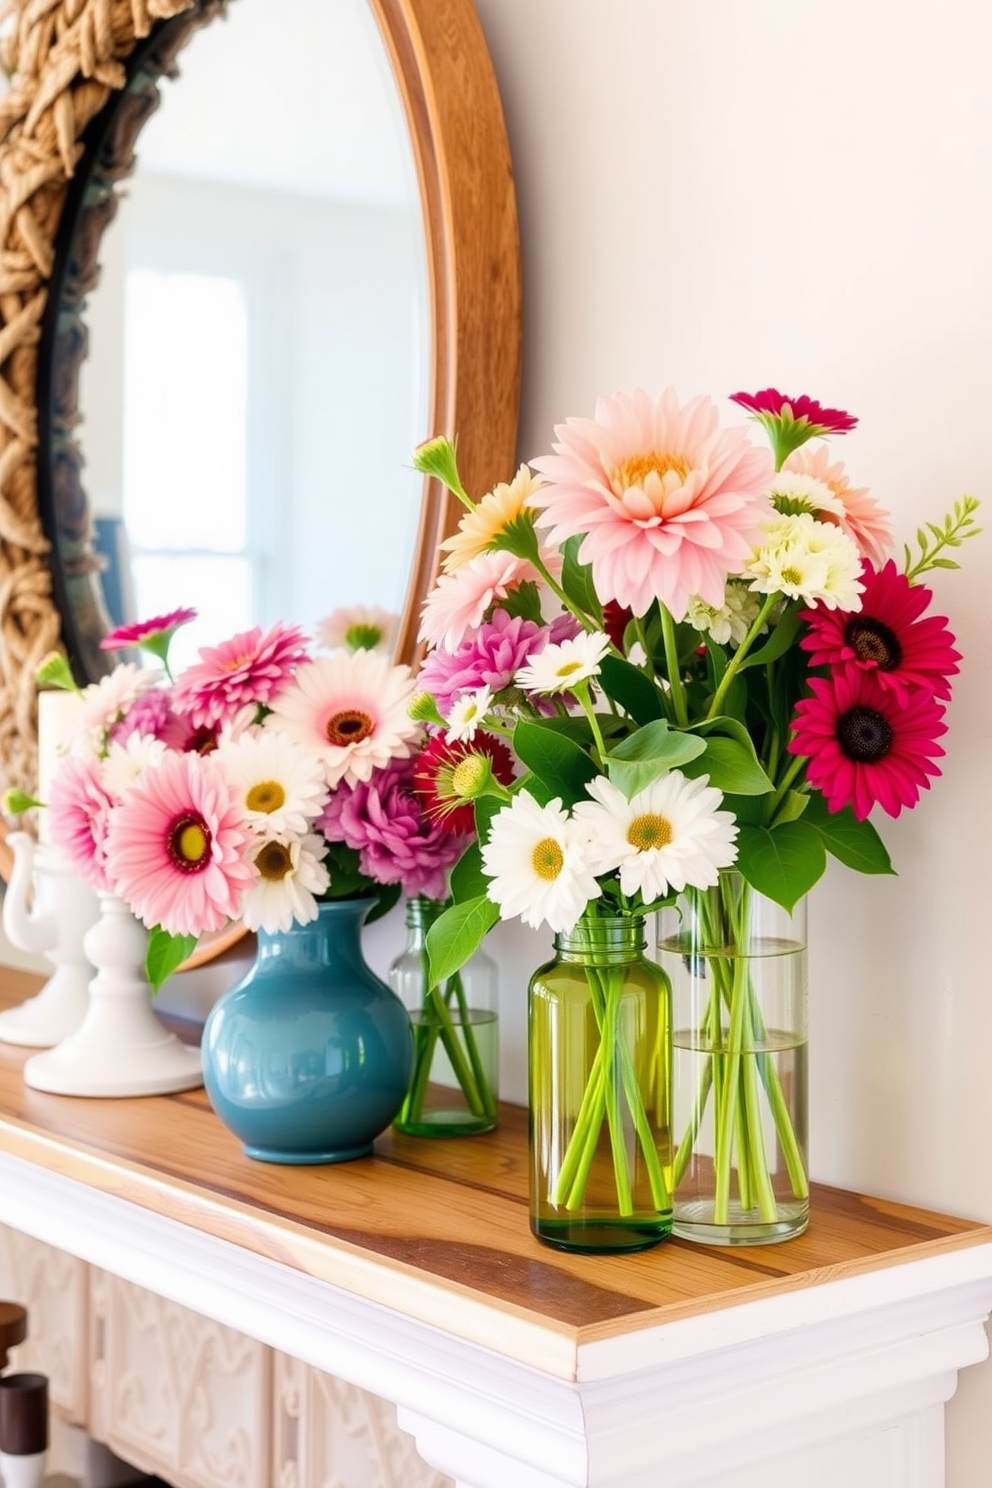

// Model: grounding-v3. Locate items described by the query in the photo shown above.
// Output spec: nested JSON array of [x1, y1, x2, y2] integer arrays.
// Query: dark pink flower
[[800, 560, 961, 704], [418, 609, 573, 715], [412, 731, 516, 836], [48, 755, 115, 892], [788, 668, 946, 820], [100, 607, 198, 653], [730, 388, 857, 468], [318, 759, 466, 900], [172, 622, 308, 728], [109, 689, 178, 746]]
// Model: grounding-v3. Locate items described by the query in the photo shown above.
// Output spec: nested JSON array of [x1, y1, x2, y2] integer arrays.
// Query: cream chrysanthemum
[[445, 685, 493, 744], [241, 832, 330, 934], [686, 580, 765, 647], [481, 791, 601, 932], [265, 648, 419, 788], [217, 729, 329, 836], [573, 772, 738, 900], [516, 630, 611, 695], [746, 513, 864, 611], [102, 733, 168, 801], [767, 470, 845, 522], [440, 465, 545, 572]]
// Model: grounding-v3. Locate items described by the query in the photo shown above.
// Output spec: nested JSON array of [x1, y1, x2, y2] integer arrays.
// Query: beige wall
[[471, 2, 992, 1483]]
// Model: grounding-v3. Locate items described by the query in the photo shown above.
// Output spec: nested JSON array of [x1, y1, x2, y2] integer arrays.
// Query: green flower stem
[[402, 953, 495, 1124], [671, 1057, 713, 1189], [659, 605, 689, 729], [448, 969, 498, 1121], [616, 1035, 670, 1210], [602, 969, 633, 1215], [766, 753, 806, 826], [402, 1021, 440, 1123], [527, 551, 599, 635], [705, 592, 780, 720], [575, 680, 608, 765]]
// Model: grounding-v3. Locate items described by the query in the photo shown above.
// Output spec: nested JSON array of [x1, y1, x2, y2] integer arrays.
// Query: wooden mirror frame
[[0, 0, 522, 804]]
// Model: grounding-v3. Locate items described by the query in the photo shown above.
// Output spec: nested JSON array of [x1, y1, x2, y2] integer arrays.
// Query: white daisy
[[686, 580, 766, 647], [241, 832, 330, 934], [480, 791, 601, 932], [316, 603, 398, 654], [767, 470, 846, 521], [264, 648, 420, 788], [516, 630, 612, 696], [217, 729, 329, 836], [102, 732, 168, 801], [445, 685, 493, 744], [573, 772, 739, 901], [745, 512, 864, 611]]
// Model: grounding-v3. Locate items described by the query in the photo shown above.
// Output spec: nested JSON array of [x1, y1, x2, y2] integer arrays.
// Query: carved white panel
[[0, 1222, 88, 1422], [274, 1352, 451, 1488], [91, 1269, 271, 1488]]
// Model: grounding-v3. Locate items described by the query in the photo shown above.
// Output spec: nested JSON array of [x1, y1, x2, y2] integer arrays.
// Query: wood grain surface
[[0, 968, 988, 1362]]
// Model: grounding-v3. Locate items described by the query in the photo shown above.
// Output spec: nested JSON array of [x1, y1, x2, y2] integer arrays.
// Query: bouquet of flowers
[[18, 604, 467, 991], [409, 386, 979, 1230]]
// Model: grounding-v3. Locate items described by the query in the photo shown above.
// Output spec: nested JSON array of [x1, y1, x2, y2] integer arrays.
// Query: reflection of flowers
[[316, 603, 398, 654]]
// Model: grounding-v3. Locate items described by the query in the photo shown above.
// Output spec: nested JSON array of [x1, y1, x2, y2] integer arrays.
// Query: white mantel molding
[[2, 1150, 991, 1488]]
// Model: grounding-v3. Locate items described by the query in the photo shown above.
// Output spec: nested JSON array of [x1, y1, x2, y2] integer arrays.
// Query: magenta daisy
[[104, 751, 256, 936], [264, 648, 419, 788], [800, 560, 961, 704], [100, 608, 198, 671], [730, 388, 857, 468], [528, 387, 774, 621], [172, 621, 309, 728], [47, 755, 116, 892], [417, 609, 554, 715], [784, 445, 893, 567], [788, 668, 947, 821], [319, 758, 467, 901]]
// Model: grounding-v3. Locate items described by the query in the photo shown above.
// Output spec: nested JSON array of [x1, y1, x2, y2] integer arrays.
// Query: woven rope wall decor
[[0, 0, 195, 794]]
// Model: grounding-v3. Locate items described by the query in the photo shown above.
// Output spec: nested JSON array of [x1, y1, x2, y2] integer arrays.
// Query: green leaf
[[146, 927, 197, 994], [598, 654, 665, 725], [426, 894, 500, 989], [498, 580, 544, 624], [560, 535, 603, 622], [771, 789, 810, 827], [801, 792, 896, 875], [511, 718, 598, 805], [324, 843, 369, 898], [735, 821, 827, 912], [449, 841, 489, 902], [473, 793, 505, 847], [737, 603, 803, 670], [681, 736, 773, 795], [365, 883, 403, 925], [605, 719, 706, 798]]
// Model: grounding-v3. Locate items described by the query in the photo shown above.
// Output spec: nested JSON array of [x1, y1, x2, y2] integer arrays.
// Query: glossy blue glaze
[[202, 899, 413, 1163]]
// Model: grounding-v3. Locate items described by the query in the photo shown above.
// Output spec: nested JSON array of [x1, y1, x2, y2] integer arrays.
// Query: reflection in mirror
[[59, 0, 429, 674]]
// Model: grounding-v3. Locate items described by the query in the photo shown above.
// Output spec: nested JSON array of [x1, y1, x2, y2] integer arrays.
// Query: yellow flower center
[[451, 756, 486, 798], [616, 451, 691, 492], [555, 660, 584, 679], [531, 837, 564, 881], [627, 813, 673, 851], [167, 812, 212, 874], [255, 840, 294, 882], [246, 779, 286, 814], [326, 709, 373, 747], [781, 565, 804, 587]]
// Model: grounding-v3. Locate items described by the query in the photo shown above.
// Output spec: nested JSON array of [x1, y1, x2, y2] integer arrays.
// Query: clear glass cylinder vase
[[528, 913, 672, 1254], [658, 870, 809, 1246], [389, 896, 499, 1136]]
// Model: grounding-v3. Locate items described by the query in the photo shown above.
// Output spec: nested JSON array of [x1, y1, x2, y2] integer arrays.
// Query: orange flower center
[[616, 451, 691, 492], [246, 780, 286, 814], [326, 709, 373, 747]]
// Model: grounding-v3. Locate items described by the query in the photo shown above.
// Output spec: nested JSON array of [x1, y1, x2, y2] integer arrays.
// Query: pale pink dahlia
[[172, 622, 309, 728], [48, 755, 116, 893], [104, 751, 256, 936], [529, 387, 774, 621], [318, 758, 467, 901], [418, 551, 553, 650], [784, 445, 892, 567], [265, 648, 420, 788]]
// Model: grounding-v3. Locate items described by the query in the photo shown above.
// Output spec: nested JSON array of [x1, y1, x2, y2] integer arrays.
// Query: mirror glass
[[72, 0, 429, 672]]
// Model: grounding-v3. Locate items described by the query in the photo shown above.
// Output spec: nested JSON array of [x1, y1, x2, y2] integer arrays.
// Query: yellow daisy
[[440, 465, 544, 572]]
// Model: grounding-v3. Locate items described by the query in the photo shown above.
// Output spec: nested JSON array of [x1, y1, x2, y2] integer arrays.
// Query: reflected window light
[[122, 270, 252, 667]]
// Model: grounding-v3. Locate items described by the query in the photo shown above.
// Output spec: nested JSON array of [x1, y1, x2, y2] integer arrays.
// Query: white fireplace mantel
[[0, 973, 991, 1488]]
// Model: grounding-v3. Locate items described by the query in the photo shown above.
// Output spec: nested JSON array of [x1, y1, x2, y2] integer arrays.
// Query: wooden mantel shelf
[[0, 968, 990, 1488]]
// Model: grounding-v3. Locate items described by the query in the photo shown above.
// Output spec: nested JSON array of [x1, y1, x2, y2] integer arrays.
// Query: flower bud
[[34, 651, 78, 692], [408, 691, 446, 727]]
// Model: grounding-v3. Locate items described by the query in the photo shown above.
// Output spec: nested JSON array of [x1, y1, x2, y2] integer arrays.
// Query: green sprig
[[903, 495, 982, 583]]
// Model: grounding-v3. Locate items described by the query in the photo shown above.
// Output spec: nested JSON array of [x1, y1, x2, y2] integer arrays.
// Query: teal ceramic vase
[[202, 898, 413, 1163]]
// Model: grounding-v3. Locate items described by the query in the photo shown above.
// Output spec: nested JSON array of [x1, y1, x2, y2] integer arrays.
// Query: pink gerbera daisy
[[105, 751, 256, 936], [788, 668, 947, 821], [528, 387, 774, 621], [730, 388, 857, 468], [48, 755, 116, 892], [100, 608, 198, 673], [172, 621, 309, 728], [418, 551, 549, 650], [800, 560, 961, 704], [264, 648, 420, 788], [784, 445, 893, 567]]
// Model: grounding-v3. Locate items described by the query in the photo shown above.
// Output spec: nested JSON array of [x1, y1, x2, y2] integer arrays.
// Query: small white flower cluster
[[480, 770, 739, 933], [745, 511, 864, 611], [686, 581, 766, 647]]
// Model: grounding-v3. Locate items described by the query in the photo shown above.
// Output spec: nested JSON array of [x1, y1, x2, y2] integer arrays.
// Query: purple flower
[[109, 689, 177, 746], [318, 759, 468, 901], [418, 608, 579, 714]]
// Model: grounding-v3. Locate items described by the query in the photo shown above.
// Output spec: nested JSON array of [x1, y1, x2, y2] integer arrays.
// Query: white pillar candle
[[36, 690, 84, 844]]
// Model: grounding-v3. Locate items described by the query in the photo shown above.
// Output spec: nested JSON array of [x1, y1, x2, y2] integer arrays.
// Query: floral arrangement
[[16, 603, 468, 990], [409, 385, 979, 1224]]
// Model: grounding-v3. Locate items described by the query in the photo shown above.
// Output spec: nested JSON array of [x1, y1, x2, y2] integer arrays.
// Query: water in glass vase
[[659, 877, 810, 1248], [401, 1007, 499, 1135]]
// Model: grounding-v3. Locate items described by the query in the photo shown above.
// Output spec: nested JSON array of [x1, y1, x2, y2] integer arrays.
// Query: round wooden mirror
[[0, 0, 521, 805]]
